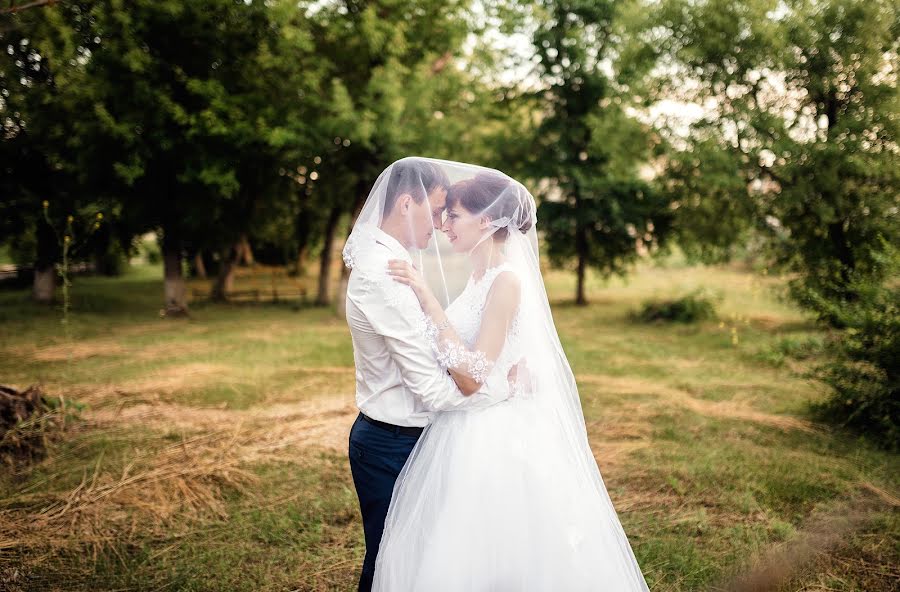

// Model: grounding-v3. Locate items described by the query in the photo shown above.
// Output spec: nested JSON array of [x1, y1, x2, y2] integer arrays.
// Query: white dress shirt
[[344, 224, 507, 427]]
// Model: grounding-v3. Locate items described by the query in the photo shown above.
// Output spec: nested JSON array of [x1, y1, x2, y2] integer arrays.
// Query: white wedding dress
[[373, 263, 650, 591]]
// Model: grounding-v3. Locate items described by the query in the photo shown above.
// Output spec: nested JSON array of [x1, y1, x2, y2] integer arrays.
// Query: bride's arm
[[388, 260, 521, 396]]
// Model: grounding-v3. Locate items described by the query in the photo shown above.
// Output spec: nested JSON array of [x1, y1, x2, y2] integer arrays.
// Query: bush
[[94, 242, 130, 276], [808, 283, 900, 451], [754, 335, 824, 367], [633, 289, 719, 324], [139, 235, 162, 265]]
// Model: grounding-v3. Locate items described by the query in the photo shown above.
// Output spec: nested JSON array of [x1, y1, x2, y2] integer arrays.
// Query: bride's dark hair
[[446, 172, 533, 240]]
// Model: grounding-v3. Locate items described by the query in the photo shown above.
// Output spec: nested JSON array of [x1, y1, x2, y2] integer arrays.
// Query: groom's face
[[427, 186, 448, 231], [409, 186, 448, 249]]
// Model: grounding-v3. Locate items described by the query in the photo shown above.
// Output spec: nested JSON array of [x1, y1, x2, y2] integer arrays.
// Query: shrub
[[634, 289, 719, 324], [808, 283, 900, 451], [755, 335, 824, 367]]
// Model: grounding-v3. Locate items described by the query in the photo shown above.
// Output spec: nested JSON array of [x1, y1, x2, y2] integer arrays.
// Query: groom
[[342, 158, 506, 591]]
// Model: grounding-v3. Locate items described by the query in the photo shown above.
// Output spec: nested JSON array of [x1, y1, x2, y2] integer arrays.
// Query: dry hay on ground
[[88, 395, 357, 453], [578, 373, 818, 433], [29, 340, 127, 362], [129, 340, 213, 362], [0, 430, 257, 559], [39, 362, 236, 408], [27, 339, 214, 367], [0, 392, 358, 576], [12, 323, 181, 362], [115, 362, 235, 396]]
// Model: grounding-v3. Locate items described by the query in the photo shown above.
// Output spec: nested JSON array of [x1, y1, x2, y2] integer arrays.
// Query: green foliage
[[633, 289, 718, 324], [661, 138, 755, 264], [2, 0, 325, 302], [754, 335, 824, 367], [807, 279, 900, 451], [541, 178, 671, 271], [525, 0, 675, 304], [641, 0, 899, 443], [0, 5, 110, 275], [651, 0, 900, 314]]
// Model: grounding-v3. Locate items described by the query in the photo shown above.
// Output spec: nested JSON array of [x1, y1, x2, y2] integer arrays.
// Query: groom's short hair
[[383, 158, 450, 217]]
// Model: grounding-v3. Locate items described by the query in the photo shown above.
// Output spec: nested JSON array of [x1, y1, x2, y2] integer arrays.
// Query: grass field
[[1, 253, 897, 591]]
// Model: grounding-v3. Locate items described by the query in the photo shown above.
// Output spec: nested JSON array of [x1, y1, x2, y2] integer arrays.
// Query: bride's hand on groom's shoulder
[[387, 259, 432, 307]]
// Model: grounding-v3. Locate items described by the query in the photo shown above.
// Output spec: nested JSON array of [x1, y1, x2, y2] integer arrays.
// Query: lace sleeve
[[425, 270, 521, 390]]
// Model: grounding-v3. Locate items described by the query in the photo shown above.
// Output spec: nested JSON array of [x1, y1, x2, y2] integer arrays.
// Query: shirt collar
[[370, 224, 412, 262]]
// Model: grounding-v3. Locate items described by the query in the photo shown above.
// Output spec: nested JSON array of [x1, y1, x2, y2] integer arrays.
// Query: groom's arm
[[349, 267, 507, 411]]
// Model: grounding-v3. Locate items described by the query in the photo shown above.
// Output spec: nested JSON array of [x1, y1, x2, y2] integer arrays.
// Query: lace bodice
[[439, 262, 525, 387]]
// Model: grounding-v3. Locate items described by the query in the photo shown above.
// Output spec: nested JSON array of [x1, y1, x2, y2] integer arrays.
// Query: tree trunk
[[193, 252, 207, 279], [316, 205, 342, 306], [295, 246, 308, 277], [32, 217, 57, 303], [162, 230, 188, 316], [336, 194, 366, 319], [237, 233, 254, 266], [211, 243, 240, 301], [295, 205, 313, 277], [32, 266, 55, 303], [575, 225, 588, 306]]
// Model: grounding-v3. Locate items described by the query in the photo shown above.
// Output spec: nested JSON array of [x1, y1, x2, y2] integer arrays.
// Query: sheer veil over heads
[[343, 157, 649, 589], [343, 156, 537, 304]]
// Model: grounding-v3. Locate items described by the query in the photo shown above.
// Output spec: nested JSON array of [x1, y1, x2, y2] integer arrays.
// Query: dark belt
[[360, 413, 424, 437]]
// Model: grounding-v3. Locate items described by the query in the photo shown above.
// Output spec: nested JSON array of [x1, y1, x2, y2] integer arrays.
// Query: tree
[[525, 0, 674, 305], [651, 0, 900, 322], [0, 2, 117, 302], [53, 0, 322, 314], [304, 0, 481, 307], [645, 0, 900, 446]]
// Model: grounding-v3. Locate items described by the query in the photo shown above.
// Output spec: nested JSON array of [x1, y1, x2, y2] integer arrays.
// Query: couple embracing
[[342, 157, 650, 591]]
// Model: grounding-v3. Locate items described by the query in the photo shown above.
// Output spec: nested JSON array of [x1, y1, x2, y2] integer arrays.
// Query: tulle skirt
[[373, 396, 650, 591]]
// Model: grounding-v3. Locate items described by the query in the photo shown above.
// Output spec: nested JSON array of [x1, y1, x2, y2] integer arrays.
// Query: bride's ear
[[479, 215, 492, 230]]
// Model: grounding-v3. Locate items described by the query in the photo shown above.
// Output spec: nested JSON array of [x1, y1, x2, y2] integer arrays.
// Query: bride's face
[[442, 203, 486, 253]]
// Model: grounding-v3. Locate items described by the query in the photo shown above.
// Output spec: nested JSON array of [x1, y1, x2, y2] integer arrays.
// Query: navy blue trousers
[[348, 414, 421, 592]]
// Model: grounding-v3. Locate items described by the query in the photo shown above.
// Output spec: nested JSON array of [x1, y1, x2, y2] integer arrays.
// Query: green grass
[[0, 256, 897, 591]]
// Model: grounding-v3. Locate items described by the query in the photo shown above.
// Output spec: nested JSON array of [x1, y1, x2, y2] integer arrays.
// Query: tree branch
[[0, 0, 56, 15]]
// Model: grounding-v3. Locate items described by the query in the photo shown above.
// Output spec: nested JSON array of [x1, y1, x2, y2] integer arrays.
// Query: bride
[[373, 159, 651, 591]]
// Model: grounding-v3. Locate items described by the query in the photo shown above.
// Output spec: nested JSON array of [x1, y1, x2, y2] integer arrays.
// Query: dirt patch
[[711, 493, 898, 592]]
